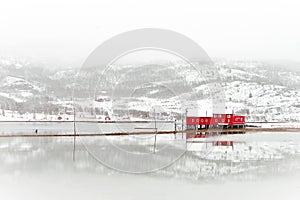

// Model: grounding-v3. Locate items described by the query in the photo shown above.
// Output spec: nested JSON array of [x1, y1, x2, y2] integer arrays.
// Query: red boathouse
[[186, 113, 245, 129]]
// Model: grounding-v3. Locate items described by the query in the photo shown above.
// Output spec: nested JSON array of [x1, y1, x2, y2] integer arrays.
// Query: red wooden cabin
[[186, 113, 245, 129]]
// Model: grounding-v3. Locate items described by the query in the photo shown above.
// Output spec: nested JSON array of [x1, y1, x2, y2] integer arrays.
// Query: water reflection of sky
[[0, 131, 300, 177], [1, 124, 300, 200]]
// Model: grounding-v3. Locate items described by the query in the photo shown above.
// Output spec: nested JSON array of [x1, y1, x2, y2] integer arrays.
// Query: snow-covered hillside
[[216, 62, 300, 122], [0, 57, 299, 122]]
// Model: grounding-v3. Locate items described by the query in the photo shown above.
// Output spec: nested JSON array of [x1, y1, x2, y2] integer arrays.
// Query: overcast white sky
[[0, 0, 299, 65]]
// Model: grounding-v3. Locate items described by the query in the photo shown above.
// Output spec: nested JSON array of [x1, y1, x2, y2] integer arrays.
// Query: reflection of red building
[[213, 141, 234, 146], [186, 113, 245, 129], [213, 141, 234, 150]]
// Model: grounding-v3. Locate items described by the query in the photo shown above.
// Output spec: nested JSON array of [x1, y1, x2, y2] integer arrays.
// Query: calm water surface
[[0, 123, 300, 200]]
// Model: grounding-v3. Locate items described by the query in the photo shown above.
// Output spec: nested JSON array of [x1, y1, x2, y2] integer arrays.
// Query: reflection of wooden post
[[154, 134, 157, 153]]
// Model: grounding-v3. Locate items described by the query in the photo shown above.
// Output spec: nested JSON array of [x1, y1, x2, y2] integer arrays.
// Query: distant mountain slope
[[0, 57, 299, 121]]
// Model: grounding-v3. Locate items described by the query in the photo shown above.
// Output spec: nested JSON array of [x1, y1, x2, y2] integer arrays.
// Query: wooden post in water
[[174, 119, 177, 139], [72, 105, 76, 162], [153, 108, 157, 153]]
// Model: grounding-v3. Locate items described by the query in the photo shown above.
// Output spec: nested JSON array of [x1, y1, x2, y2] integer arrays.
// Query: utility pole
[[181, 115, 184, 139], [154, 108, 157, 132], [182, 108, 188, 139]]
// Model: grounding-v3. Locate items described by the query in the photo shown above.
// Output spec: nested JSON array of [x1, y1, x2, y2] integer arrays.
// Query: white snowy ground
[[247, 122, 300, 128], [0, 110, 74, 121]]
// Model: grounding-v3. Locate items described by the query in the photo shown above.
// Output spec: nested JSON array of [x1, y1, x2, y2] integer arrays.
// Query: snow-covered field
[[0, 110, 74, 121]]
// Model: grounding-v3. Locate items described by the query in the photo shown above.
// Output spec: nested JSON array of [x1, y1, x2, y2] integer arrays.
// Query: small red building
[[186, 113, 245, 129]]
